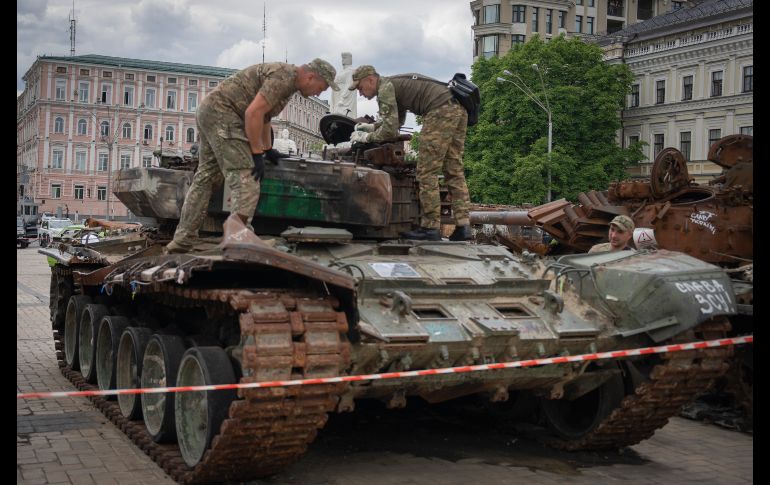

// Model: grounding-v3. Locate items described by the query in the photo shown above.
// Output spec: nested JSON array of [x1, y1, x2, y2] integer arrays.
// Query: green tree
[[465, 35, 643, 205]]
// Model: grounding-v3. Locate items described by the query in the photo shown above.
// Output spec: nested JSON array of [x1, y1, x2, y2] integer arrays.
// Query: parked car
[[17, 216, 31, 248], [38, 218, 81, 248]]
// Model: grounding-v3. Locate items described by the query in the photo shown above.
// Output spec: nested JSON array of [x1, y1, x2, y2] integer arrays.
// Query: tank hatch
[[319, 114, 356, 145], [281, 226, 353, 243]]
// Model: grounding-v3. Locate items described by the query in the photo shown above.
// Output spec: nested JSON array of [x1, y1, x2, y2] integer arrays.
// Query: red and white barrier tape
[[17, 335, 753, 400]]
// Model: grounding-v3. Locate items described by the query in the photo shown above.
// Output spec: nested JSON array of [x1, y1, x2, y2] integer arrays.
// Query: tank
[[469, 134, 753, 430], [41, 116, 738, 483]]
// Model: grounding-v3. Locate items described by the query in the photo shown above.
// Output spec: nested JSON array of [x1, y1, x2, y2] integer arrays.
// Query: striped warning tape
[[17, 335, 753, 400]]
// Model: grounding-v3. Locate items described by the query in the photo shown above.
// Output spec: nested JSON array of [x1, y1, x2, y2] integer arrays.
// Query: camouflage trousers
[[172, 102, 260, 246], [417, 100, 470, 229]]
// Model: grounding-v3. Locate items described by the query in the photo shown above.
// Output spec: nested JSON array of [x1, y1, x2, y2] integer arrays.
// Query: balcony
[[625, 23, 753, 59]]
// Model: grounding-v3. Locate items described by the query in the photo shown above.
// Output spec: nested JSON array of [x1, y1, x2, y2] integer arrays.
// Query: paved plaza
[[17, 245, 753, 484]]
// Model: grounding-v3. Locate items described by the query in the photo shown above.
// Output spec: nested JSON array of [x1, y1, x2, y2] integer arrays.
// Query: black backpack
[[448, 73, 481, 126]]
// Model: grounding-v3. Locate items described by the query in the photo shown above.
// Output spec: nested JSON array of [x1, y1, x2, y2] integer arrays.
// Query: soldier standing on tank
[[348, 66, 472, 241], [165, 58, 339, 254]]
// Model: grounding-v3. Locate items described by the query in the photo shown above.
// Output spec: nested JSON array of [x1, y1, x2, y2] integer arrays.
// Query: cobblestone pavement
[[17, 246, 753, 484]]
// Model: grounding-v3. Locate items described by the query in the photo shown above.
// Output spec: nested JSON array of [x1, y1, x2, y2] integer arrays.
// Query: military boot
[[449, 226, 472, 241], [164, 240, 193, 254], [401, 227, 441, 241]]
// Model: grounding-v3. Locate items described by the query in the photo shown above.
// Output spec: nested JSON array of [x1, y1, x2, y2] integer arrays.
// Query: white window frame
[[100, 121, 110, 137], [145, 88, 156, 108], [75, 151, 87, 172], [54, 117, 65, 133], [101, 83, 113, 104], [120, 153, 132, 169], [51, 183, 62, 199], [187, 91, 198, 112], [165, 125, 175, 142], [142, 155, 153, 168], [74, 184, 85, 200], [122, 122, 132, 139], [710, 70, 723, 97], [97, 186, 107, 200], [78, 81, 90, 103], [97, 153, 109, 172], [77, 118, 88, 136], [144, 124, 153, 141], [124, 85, 134, 106], [51, 150, 64, 169], [55, 79, 66, 101], [166, 90, 177, 110], [186, 127, 196, 143]]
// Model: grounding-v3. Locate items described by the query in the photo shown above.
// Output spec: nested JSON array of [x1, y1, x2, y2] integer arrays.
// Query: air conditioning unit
[[142, 140, 148, 145]]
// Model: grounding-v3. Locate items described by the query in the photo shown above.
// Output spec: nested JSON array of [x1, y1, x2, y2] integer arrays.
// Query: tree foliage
[[464, 35, 644, 205]]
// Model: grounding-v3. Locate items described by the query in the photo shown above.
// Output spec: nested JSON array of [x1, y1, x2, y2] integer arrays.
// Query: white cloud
[[18, 0, 473, 131], [216, 39, 263, 69]]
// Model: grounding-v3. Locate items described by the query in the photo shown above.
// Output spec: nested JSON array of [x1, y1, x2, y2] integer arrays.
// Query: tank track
[[544, 318, 733, 450], [53, 274, 351, 483]]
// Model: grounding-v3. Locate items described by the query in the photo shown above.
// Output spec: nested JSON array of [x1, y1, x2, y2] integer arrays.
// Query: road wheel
[[77, 304, 109, 383], [175, 346, 237, 467], [540, 367, 625, 440], [64, 295, 92, 369], [96, 316, 132, 394], [141, 334, 187, 442], [116, 327, 154, 419]]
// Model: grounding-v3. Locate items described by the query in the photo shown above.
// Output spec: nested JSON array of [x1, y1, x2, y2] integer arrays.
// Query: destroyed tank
[[42, 115, 737, 483], [469, 134, 753, 428]]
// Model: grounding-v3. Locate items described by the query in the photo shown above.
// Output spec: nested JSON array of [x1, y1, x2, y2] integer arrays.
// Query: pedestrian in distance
[[348, 66, 472, 241], [165, 58, 340, 254]]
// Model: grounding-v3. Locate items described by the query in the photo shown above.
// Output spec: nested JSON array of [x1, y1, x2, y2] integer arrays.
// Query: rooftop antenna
[[69, 0, 76, 56], [262, 1, 266, 64]]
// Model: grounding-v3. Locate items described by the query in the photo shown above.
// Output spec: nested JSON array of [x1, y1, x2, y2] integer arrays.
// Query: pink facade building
[[17, 54, 329, 220]]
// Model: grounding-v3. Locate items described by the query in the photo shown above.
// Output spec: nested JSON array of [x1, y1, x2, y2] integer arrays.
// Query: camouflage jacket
[[203, 62, 298, 121], [369, 74, 453, 143]]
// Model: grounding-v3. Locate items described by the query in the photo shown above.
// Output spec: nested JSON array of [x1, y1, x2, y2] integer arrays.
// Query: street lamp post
[[89, 100, 144, 219], [497, 67, 553, 202]]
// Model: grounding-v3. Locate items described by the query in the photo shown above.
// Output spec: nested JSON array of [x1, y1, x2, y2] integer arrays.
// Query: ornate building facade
[[599, 0, 752, 182], [17, 55, 328, 219], [470, 0, 697, 60]]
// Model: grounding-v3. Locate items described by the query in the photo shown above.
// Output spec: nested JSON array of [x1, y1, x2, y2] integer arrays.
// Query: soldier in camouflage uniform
[[349, 66, 472, 241], [588, 215, 636, 253], [166, 59, 339, 253]]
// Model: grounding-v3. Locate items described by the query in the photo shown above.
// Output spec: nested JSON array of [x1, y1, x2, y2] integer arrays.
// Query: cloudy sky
[[17, 0, 475, 128]]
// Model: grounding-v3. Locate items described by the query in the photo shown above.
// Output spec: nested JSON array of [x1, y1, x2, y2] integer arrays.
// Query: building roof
[[600, 0, 752, 41], [38, 54, 238, 77]]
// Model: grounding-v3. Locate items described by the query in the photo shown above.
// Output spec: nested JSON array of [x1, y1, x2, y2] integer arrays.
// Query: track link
[[54, 282, 351, 484], [544, 318, 733, 450]]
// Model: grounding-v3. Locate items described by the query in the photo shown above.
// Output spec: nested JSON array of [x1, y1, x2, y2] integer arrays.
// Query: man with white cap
[[588, 215, 636, 253]]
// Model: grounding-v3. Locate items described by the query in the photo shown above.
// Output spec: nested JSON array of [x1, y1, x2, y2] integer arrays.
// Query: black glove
[[264, 148, 288, 163], [251, 153, 265, 181]]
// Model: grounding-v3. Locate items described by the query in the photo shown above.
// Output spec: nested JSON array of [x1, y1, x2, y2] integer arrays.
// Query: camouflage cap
[[609, 215, 634, 233], [348, 65, 378, 90], [307, 58, 340, 91]]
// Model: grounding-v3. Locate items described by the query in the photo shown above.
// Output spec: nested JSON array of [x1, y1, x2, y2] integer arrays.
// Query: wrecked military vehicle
[[42, 115, 737, 483]]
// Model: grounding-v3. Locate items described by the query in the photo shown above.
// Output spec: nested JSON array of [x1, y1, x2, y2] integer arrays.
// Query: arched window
[[165, 125, 175, 142], [77, 119, 87, 135], [186, 127, 195, 143], [100, 121, 110, 137], [122, 122, 132, 139], [54, 117, 64, 133], [144, 124, 153, 141]]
